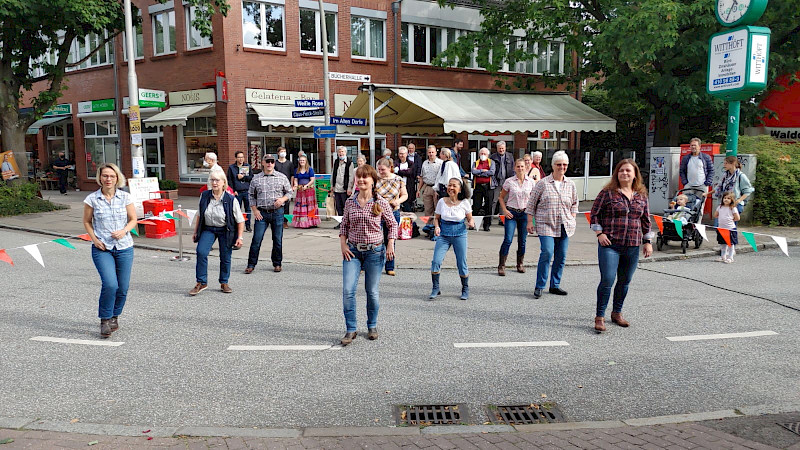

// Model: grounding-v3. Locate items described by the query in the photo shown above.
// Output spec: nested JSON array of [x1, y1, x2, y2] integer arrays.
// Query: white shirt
[[434, 160, 461, 192], [421, 158, 443, 186], [436, 198, 471, 222], [717, 205, 737, 230], [687, 156, 705, 187], [398, 161, 409, 186]]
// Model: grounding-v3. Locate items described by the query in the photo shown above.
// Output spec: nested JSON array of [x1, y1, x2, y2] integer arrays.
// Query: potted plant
[[158, 179, 179, 200]]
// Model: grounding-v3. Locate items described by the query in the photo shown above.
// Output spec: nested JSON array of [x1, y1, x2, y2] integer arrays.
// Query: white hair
[[336, 146, 347, 153], [205, 152, 217, 162], [532, 151, 543, 158], [440, 148, 452, 159], [479, 147, 490, 155], [551, 151, 569, 165]]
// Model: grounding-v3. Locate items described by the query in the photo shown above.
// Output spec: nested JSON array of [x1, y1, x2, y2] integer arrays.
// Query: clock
[[715, 0, 769, 27]]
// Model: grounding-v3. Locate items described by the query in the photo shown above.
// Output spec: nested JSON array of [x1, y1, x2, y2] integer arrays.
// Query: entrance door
[[143, 135, 165, 179]]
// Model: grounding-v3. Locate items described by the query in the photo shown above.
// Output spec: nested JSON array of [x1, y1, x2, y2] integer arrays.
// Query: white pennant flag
[[695, 224, 709, 242], [23, 244, 45, 267], [771, 235, 790, 257], [186, 209, 198, 225], [472, 216, 484, 228], [331, 216, 343, 223]]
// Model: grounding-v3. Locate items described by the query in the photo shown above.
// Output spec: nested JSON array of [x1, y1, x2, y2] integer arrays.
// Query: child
[[714, 191, 740, 263], [667, 194, 692, 224]]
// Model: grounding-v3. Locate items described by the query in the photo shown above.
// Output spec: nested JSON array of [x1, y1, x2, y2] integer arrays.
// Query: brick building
[[24, 0, 612, 195]]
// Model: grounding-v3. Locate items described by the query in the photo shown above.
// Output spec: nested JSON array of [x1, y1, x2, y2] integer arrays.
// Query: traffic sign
[[330, 116, 367, 126], [295, 99, 326, 108], [292, 109, 325, 118], [313, 126, 337, 139], [329, 72, 371, 83]]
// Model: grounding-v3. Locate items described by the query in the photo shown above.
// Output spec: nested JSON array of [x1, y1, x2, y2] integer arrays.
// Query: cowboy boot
[[498, 253, 507, 276], [516, 253, 526, 273], [429, 273, 441, 300]]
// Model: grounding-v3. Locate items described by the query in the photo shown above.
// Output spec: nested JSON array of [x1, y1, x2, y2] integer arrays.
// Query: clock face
[[717, 0, 750, 25]]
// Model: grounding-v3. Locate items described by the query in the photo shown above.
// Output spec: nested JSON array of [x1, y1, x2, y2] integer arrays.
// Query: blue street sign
[[330, 116, 367, 126], [313, 125, 337, 139], [295, 99, 326, 108], [292, 109, 325, 118]]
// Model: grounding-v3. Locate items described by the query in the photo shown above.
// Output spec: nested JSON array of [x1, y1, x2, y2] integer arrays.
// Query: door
[[143, 135, 165, 179]]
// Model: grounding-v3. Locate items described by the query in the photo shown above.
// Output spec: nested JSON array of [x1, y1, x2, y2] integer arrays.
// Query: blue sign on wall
[[295, 99, 326, 108], [330, 116, 367, 126], [313, 126, 337, 139], [292, 109, 325, 118]]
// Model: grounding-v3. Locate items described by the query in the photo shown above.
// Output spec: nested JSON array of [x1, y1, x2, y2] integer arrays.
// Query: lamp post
[[124, 0, 144, 178], [318, 0, 332, 172]]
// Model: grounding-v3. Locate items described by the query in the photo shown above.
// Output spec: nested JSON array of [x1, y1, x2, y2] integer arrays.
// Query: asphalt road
[[0, 227, 798, 430]]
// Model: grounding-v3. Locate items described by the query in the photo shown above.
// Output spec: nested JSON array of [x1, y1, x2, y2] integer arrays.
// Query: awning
[[343, 85, 616, 134], [77, 111, 116, 120], [250, 103, 325, 128], [26, 116, 69, 135], [143, 104, 214, 127]]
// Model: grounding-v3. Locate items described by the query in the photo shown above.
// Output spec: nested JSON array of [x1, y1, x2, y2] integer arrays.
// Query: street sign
[[330, 116, 367, 126], [292, 109, 325, 118], [328, 72, 371, 83], [313, 126, 337, 139], [295, 99, 326, 108]]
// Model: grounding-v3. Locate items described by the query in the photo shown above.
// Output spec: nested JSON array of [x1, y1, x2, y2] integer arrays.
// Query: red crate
[[142, 199, 176, 239]]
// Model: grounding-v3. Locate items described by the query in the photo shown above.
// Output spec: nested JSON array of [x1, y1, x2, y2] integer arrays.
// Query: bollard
[[171, 203, 191, 262]]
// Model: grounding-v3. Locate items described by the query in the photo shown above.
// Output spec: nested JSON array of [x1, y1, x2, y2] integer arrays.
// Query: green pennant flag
[[673, 220, 683, 239], [531, 217, 536, 227], [284, 214, 293, 223], [742, 231, 758, 252], [164, 213, 175, 220], [130, 227, 139, 236], [53, 238, 76, 249]]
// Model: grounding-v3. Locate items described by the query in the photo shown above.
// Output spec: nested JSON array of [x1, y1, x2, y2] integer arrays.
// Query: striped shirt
[[375, 176, 406, 211], [84, 189, 134, 250], [248, 171, 293, 210], [525, 175, 578, 237], [340, 196, 398, 244], [502, 176, 535, 210]]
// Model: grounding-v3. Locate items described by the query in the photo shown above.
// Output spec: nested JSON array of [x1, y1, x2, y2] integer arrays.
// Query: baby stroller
[[656, 187, 705, 254]]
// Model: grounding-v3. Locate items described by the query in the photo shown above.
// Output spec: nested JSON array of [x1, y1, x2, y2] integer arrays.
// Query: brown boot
[[594, 317, 606, 333], [611, 312, 630, 327], [498, 253, 507, 276], [516, 253, 526, 273]]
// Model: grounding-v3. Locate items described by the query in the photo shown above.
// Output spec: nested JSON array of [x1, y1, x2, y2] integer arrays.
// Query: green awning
[[26, 116, 69, 135]]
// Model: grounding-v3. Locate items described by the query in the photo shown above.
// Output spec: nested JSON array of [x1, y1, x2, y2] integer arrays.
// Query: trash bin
[[142, 198, 176, 239]]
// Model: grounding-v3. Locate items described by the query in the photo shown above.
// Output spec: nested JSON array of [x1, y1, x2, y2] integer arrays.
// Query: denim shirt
[[84, 189, 134, 250]]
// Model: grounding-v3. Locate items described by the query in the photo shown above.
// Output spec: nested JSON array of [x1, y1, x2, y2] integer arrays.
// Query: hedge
[[736, 135, 800, 226], [0, 182, 67, 217]]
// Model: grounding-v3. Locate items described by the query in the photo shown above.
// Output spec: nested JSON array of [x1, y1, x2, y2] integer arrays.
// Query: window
[[123, 11, 145, 60], [299, 9, 336, 55], [67, 32, 114, 71], [182, 117, 218, 179], [508, 39, 564, 75], [152, 10, 176, 55], [84, 119, 119, 177], [242, 1, 285, 50], [401, 23, 467, 67], [186, 5, 213, 49], [351, 16, 384, 60]]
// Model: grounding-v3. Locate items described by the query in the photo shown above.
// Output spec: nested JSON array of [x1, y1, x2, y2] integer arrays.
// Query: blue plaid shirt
[[84, 189, 134, 250]]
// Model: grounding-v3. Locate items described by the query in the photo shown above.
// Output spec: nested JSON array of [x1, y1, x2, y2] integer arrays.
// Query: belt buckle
[[357, 243, 371, 251]]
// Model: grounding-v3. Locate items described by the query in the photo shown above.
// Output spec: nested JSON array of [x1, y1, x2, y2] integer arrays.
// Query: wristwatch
[[643, 239, 652, 244]]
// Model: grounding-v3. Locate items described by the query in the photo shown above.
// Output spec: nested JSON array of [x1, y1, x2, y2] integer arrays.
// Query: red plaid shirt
[[590, 188, 654, 247], [340, 195, 398, 244]]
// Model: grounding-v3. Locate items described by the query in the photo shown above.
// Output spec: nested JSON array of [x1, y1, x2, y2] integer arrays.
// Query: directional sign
[[329, 72, 371, 83], [292, 109, 325, 118], [295, 99, 326, 108], [313, 126, 337, 139], [330, 116, 367, 126]]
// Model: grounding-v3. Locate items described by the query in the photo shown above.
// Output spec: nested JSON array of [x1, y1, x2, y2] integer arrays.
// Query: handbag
[[326, 194, 337, 218]]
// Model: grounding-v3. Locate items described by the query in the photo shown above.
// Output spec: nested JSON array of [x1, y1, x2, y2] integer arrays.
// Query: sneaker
[[716, 257, 726, 262], [724, 259, 733, 264], [189, 283, 207, 296]]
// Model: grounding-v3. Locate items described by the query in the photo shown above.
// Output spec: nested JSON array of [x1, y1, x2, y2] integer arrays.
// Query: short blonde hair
[[95, 163, 126, 188], [208, 168, 228, 190]]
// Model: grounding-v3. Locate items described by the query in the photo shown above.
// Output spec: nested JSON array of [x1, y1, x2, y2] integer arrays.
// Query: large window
[[182, 117, 218, 179], [351, 16, 384, 60], [84, 119, 119, 177], [47, 123, 75, 163], [67, 32, 114, 71], [186, 5, 213, 49], [299, 9, 336, 55], [123, 11, 144, 60], [242, 1, 285, 50], [401, 24, 462, 66], [152, 10, 176, 55]]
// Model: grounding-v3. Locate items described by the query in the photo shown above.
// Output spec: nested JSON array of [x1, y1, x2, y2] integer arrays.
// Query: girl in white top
[[714, 191, 740, 263], [433, 148, 462, 198], [430, 177, 475, 301]]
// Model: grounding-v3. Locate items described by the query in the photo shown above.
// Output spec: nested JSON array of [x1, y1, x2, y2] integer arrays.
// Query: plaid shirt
[[248, 171, 292, 210], [525, 175, 578, 237], [375, 176, 406, 211], [502, 176, 535, 210], [590, 188, 654, 247], [340, 195, 398, 244], [84, 189, 134, 250]]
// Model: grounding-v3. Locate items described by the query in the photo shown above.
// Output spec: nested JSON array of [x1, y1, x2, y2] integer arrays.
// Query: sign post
[[124, 0, 144, 177]]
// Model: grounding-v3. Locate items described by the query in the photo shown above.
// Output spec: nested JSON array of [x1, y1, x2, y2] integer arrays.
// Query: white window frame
[[242, 0, 286, 51], [402, 23, 478, 69], [350, 15, 385, 61], [186, 5, 213, 50], [83, 119, 120, 177], [151, 10, 177, 56], [299, 8, 338, 56], [67, 31, 114, 72], [123, 10, 145, 61]]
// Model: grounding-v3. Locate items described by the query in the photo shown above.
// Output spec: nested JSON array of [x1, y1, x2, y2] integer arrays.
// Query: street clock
[[716, 0, 768, 27]]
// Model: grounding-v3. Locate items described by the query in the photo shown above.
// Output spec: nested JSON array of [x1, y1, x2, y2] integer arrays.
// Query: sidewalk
[[1, 190, 798, 269]]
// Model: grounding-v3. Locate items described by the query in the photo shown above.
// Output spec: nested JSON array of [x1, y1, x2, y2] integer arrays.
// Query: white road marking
[[453, 341, 569, 348], [666, 330, 778, 342], [227, 344, 334, 351], [30, 336, 124, 346]]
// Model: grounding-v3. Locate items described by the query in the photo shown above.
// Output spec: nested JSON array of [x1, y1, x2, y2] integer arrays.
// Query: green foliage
[[158, 179, 178, 190], [0, 182, 67, 217], [737, 135, 800, 226]]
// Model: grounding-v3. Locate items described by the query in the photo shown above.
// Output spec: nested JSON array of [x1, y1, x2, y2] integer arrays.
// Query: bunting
[[130, 227, 139, 237], [283, 214, 293, 223], [23, 245, 45, 267], [498, 215, 505, 224], [673, 220, 683, 239], [695, 224, 709, 243], [717, 228, 731, 246], [652, 215, 664, 233], [77, 234, 92, 241], [742, 231, 758, 252], [772, 236, 789, 257], [53, 238, 76, 249], [174, 210, 190, 220], [331, 216, 344, 223], [0, 249, 13, 266], [584, 211, 591, 225]]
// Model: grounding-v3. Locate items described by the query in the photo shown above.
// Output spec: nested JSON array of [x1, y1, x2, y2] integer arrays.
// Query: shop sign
[[765, 127, 800, 142], [216, 76, 228, 103], [329, 72, 371, 83], [334, 94, 357, 116], [78, 99, 115, 113], [43, 103, 72, 117], [169, 88, 215, 106], [246, 88, 319, 105], [139, 88, 166, 107], [707, 26, 771, 101]]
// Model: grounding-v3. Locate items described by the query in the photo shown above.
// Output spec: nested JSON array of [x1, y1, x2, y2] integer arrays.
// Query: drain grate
[[395, 404, 467, 426], [487, 403, 567, 425], [779, 422, 800, 436]]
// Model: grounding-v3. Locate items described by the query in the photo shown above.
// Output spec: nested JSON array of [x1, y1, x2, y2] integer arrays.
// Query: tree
[[436, 0, 800, 147], [0, 0, 229, 179]]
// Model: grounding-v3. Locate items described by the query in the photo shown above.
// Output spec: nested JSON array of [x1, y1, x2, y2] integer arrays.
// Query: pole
[[369, 87, 376, 165], [124, 0, 144, 178], [112, 35, 122, 162], [726, 100, 740, 156], [171, 204, 190, 261], [318, 0, 332, 173]]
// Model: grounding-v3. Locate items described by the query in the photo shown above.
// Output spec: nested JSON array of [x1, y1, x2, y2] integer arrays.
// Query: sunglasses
[[264, 160, 276, 164]]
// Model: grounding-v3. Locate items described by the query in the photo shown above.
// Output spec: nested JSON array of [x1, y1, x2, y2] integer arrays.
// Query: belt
[[347, 241, 382, 251], [425, 183, 435, 187], [258, 206, 279, 213], [508, 207, 525, 213]]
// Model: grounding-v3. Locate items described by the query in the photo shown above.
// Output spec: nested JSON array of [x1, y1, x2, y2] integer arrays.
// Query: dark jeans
[[57, 170, 68, 193], [91, 246, 133, 319], [235, 190, 251, 229], [472, 183, 494, 229], [334, 191, 349, 216], [596, 244, 640, 317], [196, 226, 232, 284], [247, 208, 284, 268], [500, 209, 528, 256], [382, 210, 400, 271]]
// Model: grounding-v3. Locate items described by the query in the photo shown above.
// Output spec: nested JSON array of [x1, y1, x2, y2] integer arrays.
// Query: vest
[[332, 158, 352, 193], [198, 190, 237, 247]]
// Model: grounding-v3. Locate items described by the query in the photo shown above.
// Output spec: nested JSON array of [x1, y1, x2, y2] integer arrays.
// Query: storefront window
[[183, 116, 218, 177], [588, 150, 612, 177], [47, 123, 75, 163], [84, 119, 120, 177]]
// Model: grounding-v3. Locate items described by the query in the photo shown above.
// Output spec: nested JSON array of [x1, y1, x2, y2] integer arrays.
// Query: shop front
[[77, 98, 119, 180], [123, 90, 166, 179]]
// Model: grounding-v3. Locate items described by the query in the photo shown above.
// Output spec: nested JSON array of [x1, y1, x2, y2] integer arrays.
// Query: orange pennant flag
[[138, 220, 157, 226], [717, 227, 731, 246], [0, 249, 13, 266], [652, 215, 664, 233], [309, 212, 318, 219], [584, 211, 591, 224], [174, 210, 190, 219], [499, 215, 505, 224], [419, 216, 430, 223], [77, 234, 92, 241]]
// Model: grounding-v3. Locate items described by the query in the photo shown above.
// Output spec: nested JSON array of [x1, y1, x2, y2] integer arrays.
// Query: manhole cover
[[779, 422, 800, 436], [487, 403, 567, 425], [395, 404, 467, 426]]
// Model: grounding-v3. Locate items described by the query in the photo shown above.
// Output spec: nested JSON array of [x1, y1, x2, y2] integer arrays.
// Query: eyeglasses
[[264, 160, 276, 164], [210, 179, 223, 183]]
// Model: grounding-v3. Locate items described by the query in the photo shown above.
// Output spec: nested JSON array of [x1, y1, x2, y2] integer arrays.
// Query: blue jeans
[[536, 224, 569, 290], [196, 226, 232, 285], [235, 190, 251, 229], [431, 234, 469, 277], [382, 210, 400, 271], [596, 244, 640, 317], [342, 244, 384, 332], [500, 209, 528, 256], [91, 246, 134, 319], [247, 209, 284, 268]]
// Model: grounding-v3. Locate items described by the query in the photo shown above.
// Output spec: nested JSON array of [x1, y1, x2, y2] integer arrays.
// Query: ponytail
[[371, 189, 383, 216]]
